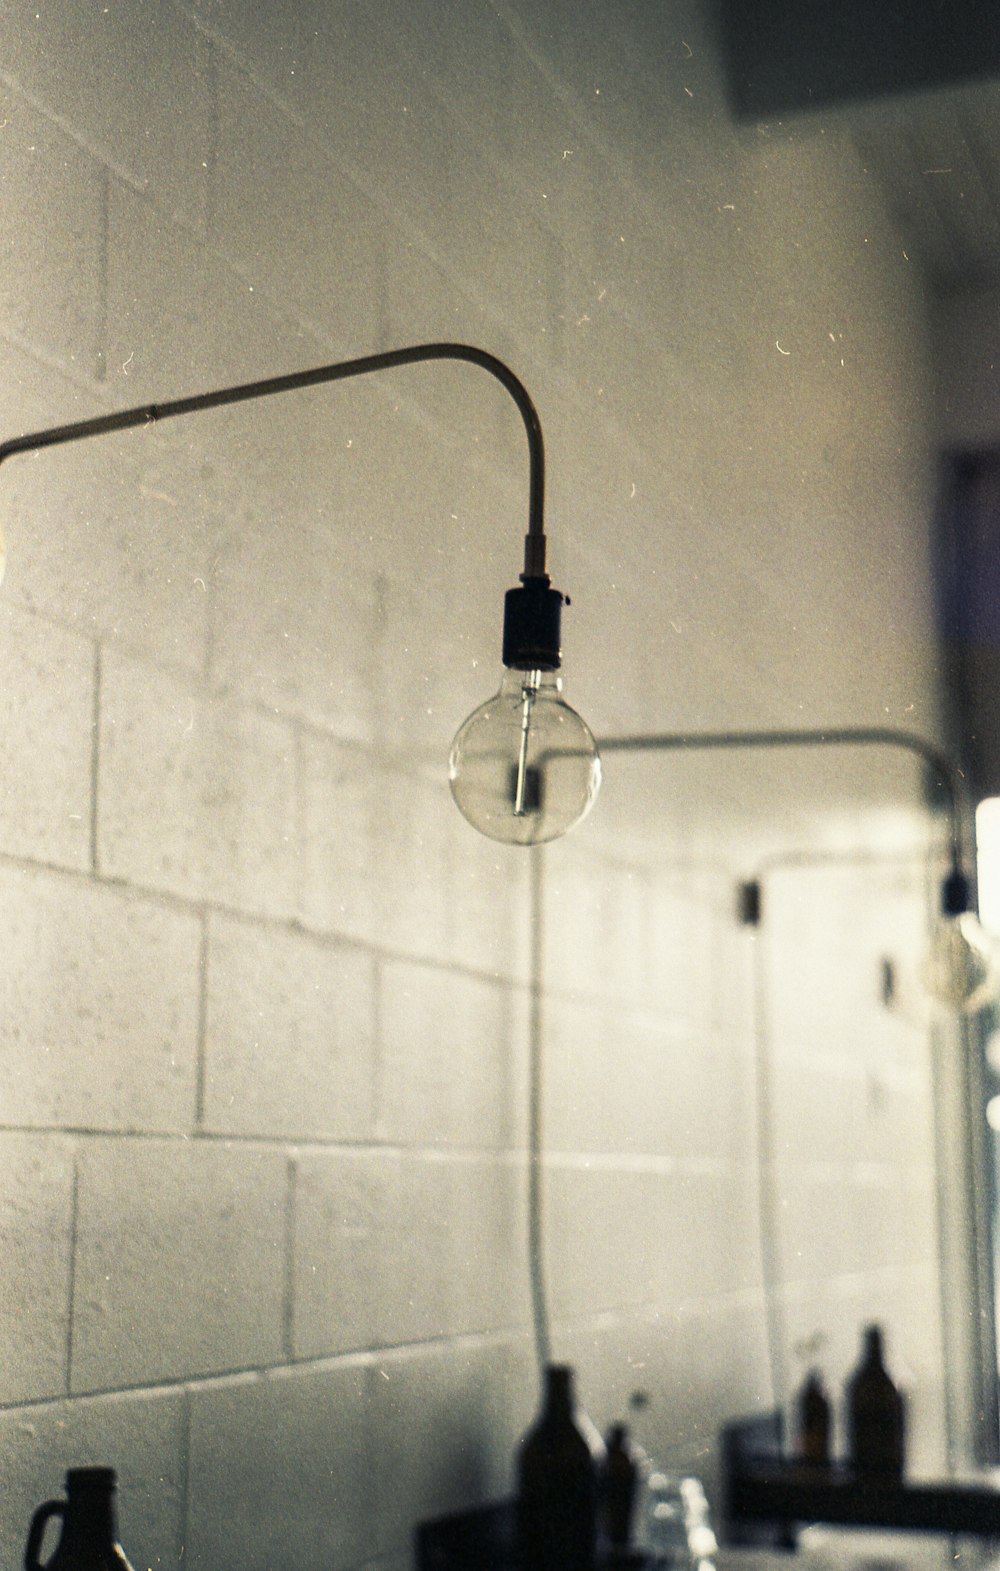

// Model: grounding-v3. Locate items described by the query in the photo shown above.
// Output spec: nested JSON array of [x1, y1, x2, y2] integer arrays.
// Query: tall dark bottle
[[516, 1364, 604, 1571], [846, 1325, 905, 1479], [602, 1423, 640, 1553], [25, 1469, 136, 1571]]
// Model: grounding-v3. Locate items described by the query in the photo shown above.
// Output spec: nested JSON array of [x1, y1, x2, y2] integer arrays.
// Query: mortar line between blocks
[[0, 1327, 534, 1413], [65, 1153, 81, 1394], [204, 37, 220, 239], [283, 1156, 297, 1361], [194, 912, 210, 1128], [371, 954, 385, 1137], [178, 1386, 192, 1567], [0, 840, 538, 994], [95, 167, 110, 385], [90, 642, 102, 877]]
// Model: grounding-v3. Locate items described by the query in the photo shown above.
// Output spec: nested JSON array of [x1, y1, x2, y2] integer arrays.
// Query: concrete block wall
[[0, 1, 952, 1567]]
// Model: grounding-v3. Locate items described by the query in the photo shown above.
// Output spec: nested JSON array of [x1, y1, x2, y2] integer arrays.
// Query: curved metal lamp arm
[[599, 725, 970, 877], [0, 340, 548, 578]]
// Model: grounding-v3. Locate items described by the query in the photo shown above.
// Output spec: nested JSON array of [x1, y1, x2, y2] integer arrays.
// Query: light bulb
[[449, 666, 601, 845], [923, 911, 1000, 1012]]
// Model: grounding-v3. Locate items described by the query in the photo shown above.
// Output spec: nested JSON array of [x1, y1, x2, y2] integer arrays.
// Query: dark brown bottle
[[516, 1364, 604, 1571], [25, 1469, 136, 1571], [846, 1325, 905, 1479], [795, 1370, 832, 1465], [601, 1423, 640, 1552]]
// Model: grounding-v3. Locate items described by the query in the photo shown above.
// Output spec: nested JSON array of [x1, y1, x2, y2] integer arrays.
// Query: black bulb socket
[[737, 879, 762, 927], [502, 575, 564, 671], [942, 867, 971, 917]]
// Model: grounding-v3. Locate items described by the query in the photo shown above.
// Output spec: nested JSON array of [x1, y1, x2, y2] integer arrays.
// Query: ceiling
[[716, 0, 1000, 294]]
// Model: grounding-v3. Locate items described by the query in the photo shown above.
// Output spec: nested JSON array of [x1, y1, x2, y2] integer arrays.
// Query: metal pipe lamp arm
[[0, 340, 548, 578], [0, 337, 605, 846]]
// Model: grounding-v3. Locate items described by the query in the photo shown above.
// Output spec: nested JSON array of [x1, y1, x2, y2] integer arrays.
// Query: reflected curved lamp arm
[[0, 340, 600, 845], [599, 724, 964, 867], [599, 725, 991, 1011]]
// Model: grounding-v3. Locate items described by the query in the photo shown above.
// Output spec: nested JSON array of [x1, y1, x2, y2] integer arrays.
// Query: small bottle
[[846, 1325, 905, 1479], [24, 1469, 136, 1571], [795, 1370, 832, 1466], [602, 1423, 640, 1555], [516, 1364, 604, 1571]]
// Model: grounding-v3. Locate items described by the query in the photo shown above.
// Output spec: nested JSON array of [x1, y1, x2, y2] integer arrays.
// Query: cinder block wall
[[0, 2, 949, 1568]]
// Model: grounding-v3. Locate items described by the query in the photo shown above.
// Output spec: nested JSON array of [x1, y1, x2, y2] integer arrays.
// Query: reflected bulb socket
[[942, 867, 971, 917], [502, 575, 563, 671]]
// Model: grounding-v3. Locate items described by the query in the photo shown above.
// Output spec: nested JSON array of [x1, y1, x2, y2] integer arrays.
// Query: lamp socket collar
[[503, 575, 563, 671]]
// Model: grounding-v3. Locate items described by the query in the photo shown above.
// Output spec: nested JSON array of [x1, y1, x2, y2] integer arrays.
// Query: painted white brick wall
[[0, 605, 95, 870], [0, 86, 105, 372], [203, 915, 377, 1140], [187, 1360, 375, 1571], [0, 0, 954, 1566], [0, 1133, 75, 1405], [71, 1139, 288, 1391], [0, 867, 201, 1131]]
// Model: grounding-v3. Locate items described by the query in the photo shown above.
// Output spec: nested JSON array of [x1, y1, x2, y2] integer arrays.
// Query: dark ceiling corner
[[717, 0, 1000, 117], [933, 450, 1000, 801]]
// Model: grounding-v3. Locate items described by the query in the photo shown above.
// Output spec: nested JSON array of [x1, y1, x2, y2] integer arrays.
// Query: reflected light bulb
[[922, 866, 1000, 1012], [923, 911, 999, 1013], [449, 571, 601, 845]]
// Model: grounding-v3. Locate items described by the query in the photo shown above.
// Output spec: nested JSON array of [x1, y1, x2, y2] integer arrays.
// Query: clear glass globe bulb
[[922, 911, 1000, 1012], [449, 666, 601, 845]]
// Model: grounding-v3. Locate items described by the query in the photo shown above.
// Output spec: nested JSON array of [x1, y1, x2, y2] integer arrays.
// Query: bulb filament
[[513, 673, 539, 816]]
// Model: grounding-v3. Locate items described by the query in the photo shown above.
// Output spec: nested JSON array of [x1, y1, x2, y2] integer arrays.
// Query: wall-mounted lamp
[[599, 726, 995, 1012], [0, 342, 601, 847], [923, 879, 997, 1013]]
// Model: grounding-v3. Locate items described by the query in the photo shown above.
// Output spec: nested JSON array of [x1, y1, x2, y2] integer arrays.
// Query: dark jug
[[25, 1468, 135, 1571]]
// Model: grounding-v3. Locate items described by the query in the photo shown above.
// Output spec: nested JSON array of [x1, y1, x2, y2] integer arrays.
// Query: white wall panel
[[0, 0, 953, 1564]]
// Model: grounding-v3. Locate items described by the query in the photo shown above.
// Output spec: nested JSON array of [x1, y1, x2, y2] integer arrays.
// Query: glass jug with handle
[[25, 1468, 136, 1571]]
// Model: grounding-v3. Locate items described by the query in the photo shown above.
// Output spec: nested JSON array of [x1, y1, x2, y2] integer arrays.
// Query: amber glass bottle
[[846, 1325, 905, 1479], [25, 1469, 136, 1571], [516, 1364, 604, 1571], [795, 1370, 832, 1465]]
